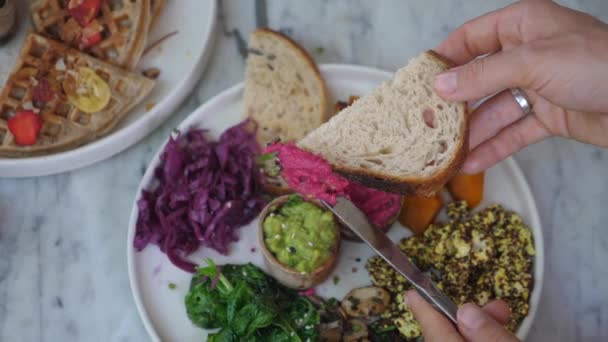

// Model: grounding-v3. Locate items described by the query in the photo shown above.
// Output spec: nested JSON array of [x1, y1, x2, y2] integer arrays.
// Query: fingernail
[[403, 290, 415, 307], [461, 159, 479, 174], [434, 71, 458, 94], [458, 304, 487, 330], [403, 290, 418, 308]]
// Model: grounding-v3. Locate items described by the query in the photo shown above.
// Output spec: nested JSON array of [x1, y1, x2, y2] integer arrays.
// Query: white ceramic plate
[[0, 0, 217, 177], [127, 65, 544, 342]]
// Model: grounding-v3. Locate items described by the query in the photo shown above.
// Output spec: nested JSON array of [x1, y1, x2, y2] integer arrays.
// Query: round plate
[[127, 64, 544, 342], [0, 0, 217, 177]]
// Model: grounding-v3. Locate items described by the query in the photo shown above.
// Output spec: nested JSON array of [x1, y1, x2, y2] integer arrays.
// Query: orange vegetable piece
[[448, 172, 485, 208], [398, 194, 442, 235]]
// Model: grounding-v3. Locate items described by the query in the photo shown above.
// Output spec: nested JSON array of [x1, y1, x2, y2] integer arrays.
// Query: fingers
[[406, 290, 464, 342], [463, 115, 550, 173], [407, 291, 515, 342], [434, 47, 535, 102], [468, 90, 527, 149], [435, 9, 503, 65], [482, 299, 512, 326], [458, 303, 519, 342], [435, 1, 524, 65]]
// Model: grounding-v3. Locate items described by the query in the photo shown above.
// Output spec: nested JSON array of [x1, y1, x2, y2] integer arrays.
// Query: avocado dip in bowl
[[258, 194, 341, 289]]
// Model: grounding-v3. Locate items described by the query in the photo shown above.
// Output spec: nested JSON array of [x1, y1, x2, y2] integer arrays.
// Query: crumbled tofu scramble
[[366, 201, 536, 340]]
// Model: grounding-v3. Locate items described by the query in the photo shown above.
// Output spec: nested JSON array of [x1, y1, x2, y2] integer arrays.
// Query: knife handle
[[415, 277, 459, 324]]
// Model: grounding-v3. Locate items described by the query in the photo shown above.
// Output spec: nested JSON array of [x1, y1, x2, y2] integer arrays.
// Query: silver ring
[[510, 88, 532, 115]]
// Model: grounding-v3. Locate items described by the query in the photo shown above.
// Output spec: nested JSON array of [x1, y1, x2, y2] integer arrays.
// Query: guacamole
[[263, 195, 337, 273]]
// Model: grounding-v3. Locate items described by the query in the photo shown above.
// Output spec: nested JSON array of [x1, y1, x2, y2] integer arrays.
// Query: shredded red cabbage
[[134, 120, 266, 273]]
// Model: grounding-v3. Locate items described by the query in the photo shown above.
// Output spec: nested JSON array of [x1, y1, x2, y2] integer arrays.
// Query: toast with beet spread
[[299, 51, 468, 196]]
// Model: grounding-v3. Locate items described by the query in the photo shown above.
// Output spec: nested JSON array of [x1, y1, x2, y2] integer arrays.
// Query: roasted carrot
[[398, 194, 442, 235], [448, 172, 485, 208]]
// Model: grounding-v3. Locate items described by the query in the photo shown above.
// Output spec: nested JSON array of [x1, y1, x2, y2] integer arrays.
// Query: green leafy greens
[[185, 259, 320, 341]]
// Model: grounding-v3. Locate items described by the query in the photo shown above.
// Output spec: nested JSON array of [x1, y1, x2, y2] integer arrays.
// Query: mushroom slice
[[341, 286, 391, 318], [343, 319, 369, 342], [308, 295, 346, 341], [319, 320, 343, 341]]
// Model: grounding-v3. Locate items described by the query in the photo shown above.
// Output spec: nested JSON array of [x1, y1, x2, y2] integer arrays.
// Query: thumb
[[434, 47, 535, 102], [457, 303, 519, 342]]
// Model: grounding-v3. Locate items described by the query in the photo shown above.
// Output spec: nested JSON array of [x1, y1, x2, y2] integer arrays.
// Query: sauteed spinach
[[185, 260, 320, 341]]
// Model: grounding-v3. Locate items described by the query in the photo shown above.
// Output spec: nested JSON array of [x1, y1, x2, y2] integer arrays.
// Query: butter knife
[[323, 197, 458, 323]]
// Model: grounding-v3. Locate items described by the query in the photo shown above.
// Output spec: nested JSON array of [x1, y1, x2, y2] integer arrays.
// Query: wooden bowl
[[258, 195, 341, 289]]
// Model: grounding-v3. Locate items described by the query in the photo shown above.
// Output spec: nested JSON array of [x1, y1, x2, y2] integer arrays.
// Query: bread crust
[[150, 0, 165, 29], [333, 134, 468, 196]]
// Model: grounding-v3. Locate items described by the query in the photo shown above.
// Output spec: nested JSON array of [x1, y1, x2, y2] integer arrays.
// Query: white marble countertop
[[1, 1, 608, 341]]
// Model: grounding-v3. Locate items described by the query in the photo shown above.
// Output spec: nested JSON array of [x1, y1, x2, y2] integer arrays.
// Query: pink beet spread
[[345, 182, 402, 230], [264, 142, 401, 229], [264, 142, 349, 205]]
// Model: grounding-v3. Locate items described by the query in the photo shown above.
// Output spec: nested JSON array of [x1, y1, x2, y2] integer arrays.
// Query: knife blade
[[323, 197, 458, 323]]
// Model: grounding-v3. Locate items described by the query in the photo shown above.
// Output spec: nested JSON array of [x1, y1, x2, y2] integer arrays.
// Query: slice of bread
[[243, 28, 328, 147], [298, 50, 468, 196]]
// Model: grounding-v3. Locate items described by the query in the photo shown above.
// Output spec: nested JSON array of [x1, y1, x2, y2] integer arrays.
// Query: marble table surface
[[1, 1, 608, 341]]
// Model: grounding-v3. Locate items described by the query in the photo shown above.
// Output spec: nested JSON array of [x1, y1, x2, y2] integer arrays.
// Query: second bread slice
[[244, 28, 328, 147]]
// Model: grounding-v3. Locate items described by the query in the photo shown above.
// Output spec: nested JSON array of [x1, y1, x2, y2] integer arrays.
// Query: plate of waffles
[[0, 0, 217, 177]]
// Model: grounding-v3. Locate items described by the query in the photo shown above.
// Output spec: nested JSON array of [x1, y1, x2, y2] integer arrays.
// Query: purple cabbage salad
[[134, 120, 266, 273]]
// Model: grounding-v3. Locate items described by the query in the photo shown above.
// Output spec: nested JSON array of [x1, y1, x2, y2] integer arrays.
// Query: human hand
[[433, 0, 608, 173], [406, 290, 519, 342]]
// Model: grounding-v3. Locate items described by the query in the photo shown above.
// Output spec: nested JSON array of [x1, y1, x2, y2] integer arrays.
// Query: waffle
[[150, 0, 165, 29], [30, 0, 151, 70], [0, 33, 155, 157]]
